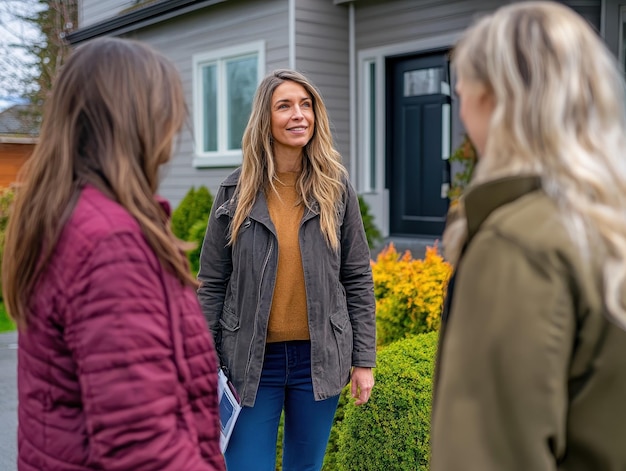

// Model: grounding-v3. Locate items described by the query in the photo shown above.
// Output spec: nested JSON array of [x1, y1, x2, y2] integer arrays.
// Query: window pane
[[404, 67, 443, 96], [202, 64, 217, 152], [226, 56, 257, 150]]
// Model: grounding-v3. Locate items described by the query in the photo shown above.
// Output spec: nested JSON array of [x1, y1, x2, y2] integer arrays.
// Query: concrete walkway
[[0, 331, 17, 471]]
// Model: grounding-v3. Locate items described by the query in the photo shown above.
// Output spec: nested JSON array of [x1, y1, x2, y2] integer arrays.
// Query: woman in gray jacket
[[198, 69, 376, 471]]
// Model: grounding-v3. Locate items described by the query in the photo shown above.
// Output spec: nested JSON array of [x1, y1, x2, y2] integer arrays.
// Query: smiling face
[[270, 80, 315, 158]]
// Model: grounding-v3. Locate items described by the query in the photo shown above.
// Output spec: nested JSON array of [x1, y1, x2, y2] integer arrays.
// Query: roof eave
[[67, 0, 228, 45]]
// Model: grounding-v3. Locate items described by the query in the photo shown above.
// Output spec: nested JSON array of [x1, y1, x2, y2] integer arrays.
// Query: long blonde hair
[[446, 1, 626, 329], [2, 37, 196, 326], [230, 69, 347, 248]]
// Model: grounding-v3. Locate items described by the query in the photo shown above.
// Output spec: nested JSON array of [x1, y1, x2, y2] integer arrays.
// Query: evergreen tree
[[0, 0, 77, 118]]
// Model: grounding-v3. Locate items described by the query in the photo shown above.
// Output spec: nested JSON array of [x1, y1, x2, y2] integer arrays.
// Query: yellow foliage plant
[[372, 243, 452, 346]]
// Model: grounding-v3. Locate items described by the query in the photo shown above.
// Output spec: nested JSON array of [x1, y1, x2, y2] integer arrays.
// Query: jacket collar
[[464, 175, 542, 243], [248, 190, 276, 234], [155, 195, 171, 217]]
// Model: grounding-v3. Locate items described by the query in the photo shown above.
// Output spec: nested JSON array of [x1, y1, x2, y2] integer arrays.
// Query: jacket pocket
[[330, 309, 349, 334], [330, 309, 353, 386], [219, 304, 240, 332], [219, 304, 240, 371]]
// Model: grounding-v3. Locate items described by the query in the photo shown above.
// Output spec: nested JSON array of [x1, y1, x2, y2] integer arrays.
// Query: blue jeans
[[224, 340, 340, 471]]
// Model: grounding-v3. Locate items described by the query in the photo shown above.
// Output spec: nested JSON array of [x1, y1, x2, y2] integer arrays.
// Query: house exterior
[[0, 137, 35, 188], [0, 104, 39, 187], [68, 0, 620, 238]]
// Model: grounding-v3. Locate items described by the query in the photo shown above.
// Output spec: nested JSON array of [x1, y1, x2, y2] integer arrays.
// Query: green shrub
[[275, 412, 284, 470], [171, 186, 214, 274], [358, 195, 382, 249], [171, 186, 213, 241], [322, 386, 351, 470], [0, 302, 15, 333], [0, 187, 15, 303], [447, 134, 477, 204], [187, 219, 208, 275], [336, 332, 438, 471], [171, 187, 196, 239]]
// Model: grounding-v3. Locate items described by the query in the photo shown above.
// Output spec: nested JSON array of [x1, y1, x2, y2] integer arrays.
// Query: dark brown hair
[[2, 37, 195, 325]]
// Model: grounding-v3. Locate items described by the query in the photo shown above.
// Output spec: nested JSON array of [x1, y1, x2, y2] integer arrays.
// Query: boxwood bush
[[0, 187, 15, 303], [186, 219, 208, 275], [171, 185, 213, 241], [335, 332, 438, 471], [358, 195, 382, 249], [170, 186, 213, 275], [322, 386, 351, 470]]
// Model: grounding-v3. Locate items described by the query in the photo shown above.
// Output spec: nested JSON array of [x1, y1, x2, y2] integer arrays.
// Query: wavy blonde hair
[[2, 37, 196, 326], [230, 69, 348, 249], [445, 1, 626, 329]]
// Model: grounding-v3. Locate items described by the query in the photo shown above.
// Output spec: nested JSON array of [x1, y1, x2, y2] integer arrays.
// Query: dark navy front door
[[387, 52, 451, 236]]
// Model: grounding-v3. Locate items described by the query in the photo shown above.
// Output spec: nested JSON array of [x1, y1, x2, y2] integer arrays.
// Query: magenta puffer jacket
[[17, 186, 225, 471]]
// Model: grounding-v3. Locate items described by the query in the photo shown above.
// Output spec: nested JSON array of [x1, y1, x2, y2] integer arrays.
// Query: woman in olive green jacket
[[432, 3, 626, 470]]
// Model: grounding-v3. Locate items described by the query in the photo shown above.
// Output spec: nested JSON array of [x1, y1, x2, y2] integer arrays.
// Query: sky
[[0, 0, 42, 110]]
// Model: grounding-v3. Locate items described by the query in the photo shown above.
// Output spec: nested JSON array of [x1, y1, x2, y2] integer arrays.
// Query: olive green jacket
[[431, 176, 626, 471]]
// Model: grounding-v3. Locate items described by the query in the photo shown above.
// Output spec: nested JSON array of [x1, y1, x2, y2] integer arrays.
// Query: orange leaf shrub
[[372, 243, 452, 346]]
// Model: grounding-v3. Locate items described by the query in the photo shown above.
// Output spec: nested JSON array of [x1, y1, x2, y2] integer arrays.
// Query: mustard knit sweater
[[266, 171, 310, 343]]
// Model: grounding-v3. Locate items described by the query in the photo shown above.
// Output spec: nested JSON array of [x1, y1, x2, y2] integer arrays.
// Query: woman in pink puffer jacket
[[2, 37, 225, 471]]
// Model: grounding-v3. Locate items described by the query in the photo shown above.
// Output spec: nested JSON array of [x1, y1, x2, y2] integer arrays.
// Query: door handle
[[441, 159, 451, 199]]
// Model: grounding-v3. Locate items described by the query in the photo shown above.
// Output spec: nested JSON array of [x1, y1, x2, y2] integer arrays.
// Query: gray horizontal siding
[[295, 0, 350, 166], [354, 0, 491, 51], [80, 0, 135, 27], [120, 0, 290, 206], [355, 0, 600, 51]]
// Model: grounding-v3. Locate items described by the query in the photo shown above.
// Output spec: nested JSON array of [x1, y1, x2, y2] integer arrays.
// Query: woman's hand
[[351, 367, 374, 406]]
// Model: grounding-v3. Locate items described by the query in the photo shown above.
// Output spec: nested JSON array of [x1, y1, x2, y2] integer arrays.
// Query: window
[[193, 41, 265, 167], [403, 67, 444, 96]]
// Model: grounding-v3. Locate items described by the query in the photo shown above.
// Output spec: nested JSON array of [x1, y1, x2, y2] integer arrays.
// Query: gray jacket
[[198, 168, 376, 407]]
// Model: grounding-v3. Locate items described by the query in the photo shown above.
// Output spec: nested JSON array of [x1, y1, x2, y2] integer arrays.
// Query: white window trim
[[192, 41, 265, 168], [360, 59, 376, 194]]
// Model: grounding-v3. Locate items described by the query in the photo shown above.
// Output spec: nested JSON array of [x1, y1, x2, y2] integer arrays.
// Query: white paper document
[[218, 368, 242, 453]]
